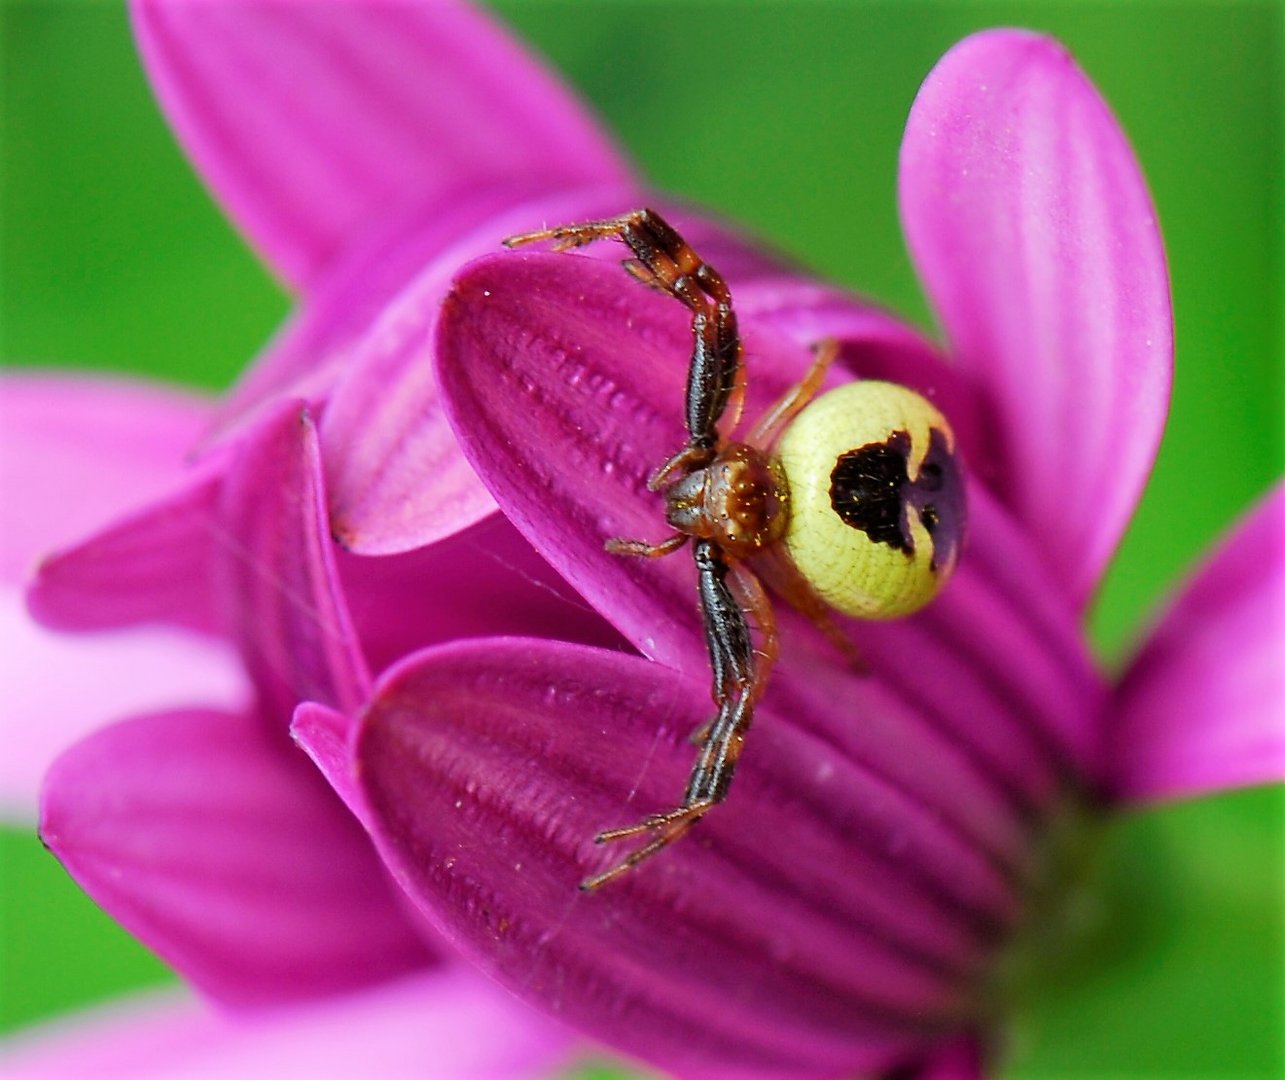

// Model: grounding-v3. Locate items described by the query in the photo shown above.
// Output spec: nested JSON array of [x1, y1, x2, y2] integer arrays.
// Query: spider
[[504, 208, 966, 890]]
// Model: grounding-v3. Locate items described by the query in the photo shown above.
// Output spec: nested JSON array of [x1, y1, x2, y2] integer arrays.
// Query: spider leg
[[506, 208, 742, 449], [746, 338, 840, 447], [580, 541, 776, 889], [579, 804, 710, 891], [647, 444, 711, 491], [756, 546, 868, 674], [604, 534, 688, 559]]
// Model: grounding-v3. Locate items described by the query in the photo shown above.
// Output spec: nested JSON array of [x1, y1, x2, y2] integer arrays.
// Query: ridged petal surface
[[358, 639, 973, 1077], [435, 252, 1105, 803], [315, 196, 836, 556], [129, 0, 633, 289], [899, 30, 1172, 606], [393, 250, 1114, 1073]]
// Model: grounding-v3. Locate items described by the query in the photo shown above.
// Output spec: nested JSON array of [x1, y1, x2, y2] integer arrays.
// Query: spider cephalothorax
[[505, 208, 966, 889]]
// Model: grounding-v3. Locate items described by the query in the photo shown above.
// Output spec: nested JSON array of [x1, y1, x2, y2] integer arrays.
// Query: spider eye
[[773, 380, 966, 619]]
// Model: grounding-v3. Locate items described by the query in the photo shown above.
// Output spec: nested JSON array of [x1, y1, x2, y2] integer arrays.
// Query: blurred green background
[[1, 1, 1281, 1076]]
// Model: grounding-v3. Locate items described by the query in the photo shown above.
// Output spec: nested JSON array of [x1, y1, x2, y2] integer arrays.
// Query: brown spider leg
[[647, 444, 710, 491], [580, 542, 776, 890], [506, 209, 742, 450], [622, 253, 744, 433], [755, 546, 868, 674], [604, 534, 688, 559], [746, 338, 840, 447], [620, 258, 667, 294], [579, 804, 710, 890]]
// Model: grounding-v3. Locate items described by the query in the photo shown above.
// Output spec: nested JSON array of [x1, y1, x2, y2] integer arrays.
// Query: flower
[[3, 1, 1281, 1078]]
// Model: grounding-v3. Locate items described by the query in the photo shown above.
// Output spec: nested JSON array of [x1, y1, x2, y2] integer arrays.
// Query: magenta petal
[[130, 0, 633, 290], [0, 969, 571, 1079], [899, 30, 1172, 606], [41, 708, 434, 1007], [1109, 486, 1285, 803], [27, 465, 224, 636], [204, 180, 601, 452], [358, 638, 984, 1077], [337, 512, 628, 675], [436, 253, 1104, 798], [733, 278, 992, 480], [897, 1035, 985, 1079], [217, 401, 370, 720], [437, 250, 816, 678], [0, 373, 211, 584], [291, 700, 365, 826], [320, 184, 649, 554]]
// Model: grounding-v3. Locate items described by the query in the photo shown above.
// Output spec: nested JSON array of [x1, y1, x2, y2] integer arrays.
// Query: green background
[[1, 1, 1281, 1076]]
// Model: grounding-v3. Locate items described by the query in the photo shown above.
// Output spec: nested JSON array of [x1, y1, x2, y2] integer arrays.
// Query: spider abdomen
[[774, 380, 966, 619]]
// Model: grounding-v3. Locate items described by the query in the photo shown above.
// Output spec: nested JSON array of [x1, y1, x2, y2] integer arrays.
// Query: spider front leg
[[580, 542, 777, 890], [505, 208, 744, 446]]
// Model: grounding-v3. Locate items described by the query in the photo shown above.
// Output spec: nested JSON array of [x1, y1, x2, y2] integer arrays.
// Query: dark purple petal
[[317, 194, 862, 556], [336, 512, 628, 675], [41, 708, 434, 1007], [291, 700, 365, 826], [129, 0, 632, 290], [0, 373, 211, 584], [217, 400, 370, 720], [436, 253, 1105, 810], [436, 250, 814, 675], [27, 465, 225, 636], [358, 639, 982, 1077], [1109, 485, 1285, 803], [895, 1035, 985, 1079], [0, 969, 572, 1079], [899, 30, 1172, 607]]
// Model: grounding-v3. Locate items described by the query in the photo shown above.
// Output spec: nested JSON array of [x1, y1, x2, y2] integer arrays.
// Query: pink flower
[[3, 1, 1280, 1077]]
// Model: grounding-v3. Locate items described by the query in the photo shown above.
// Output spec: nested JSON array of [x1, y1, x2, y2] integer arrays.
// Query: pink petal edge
[[319, 184, 645, 555], [291, 699, 367, 827], [899, 29, 1172, 607], [216, 400, 371, 720], [0, 968, 574, 1079], [0, 372, 212, 584], [128, 0, 633, 289], [26, 464, 225, 638], [1109, 484, 1285, 803], [40, 707, 435, 1007], [0, 588, 248, 822]]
